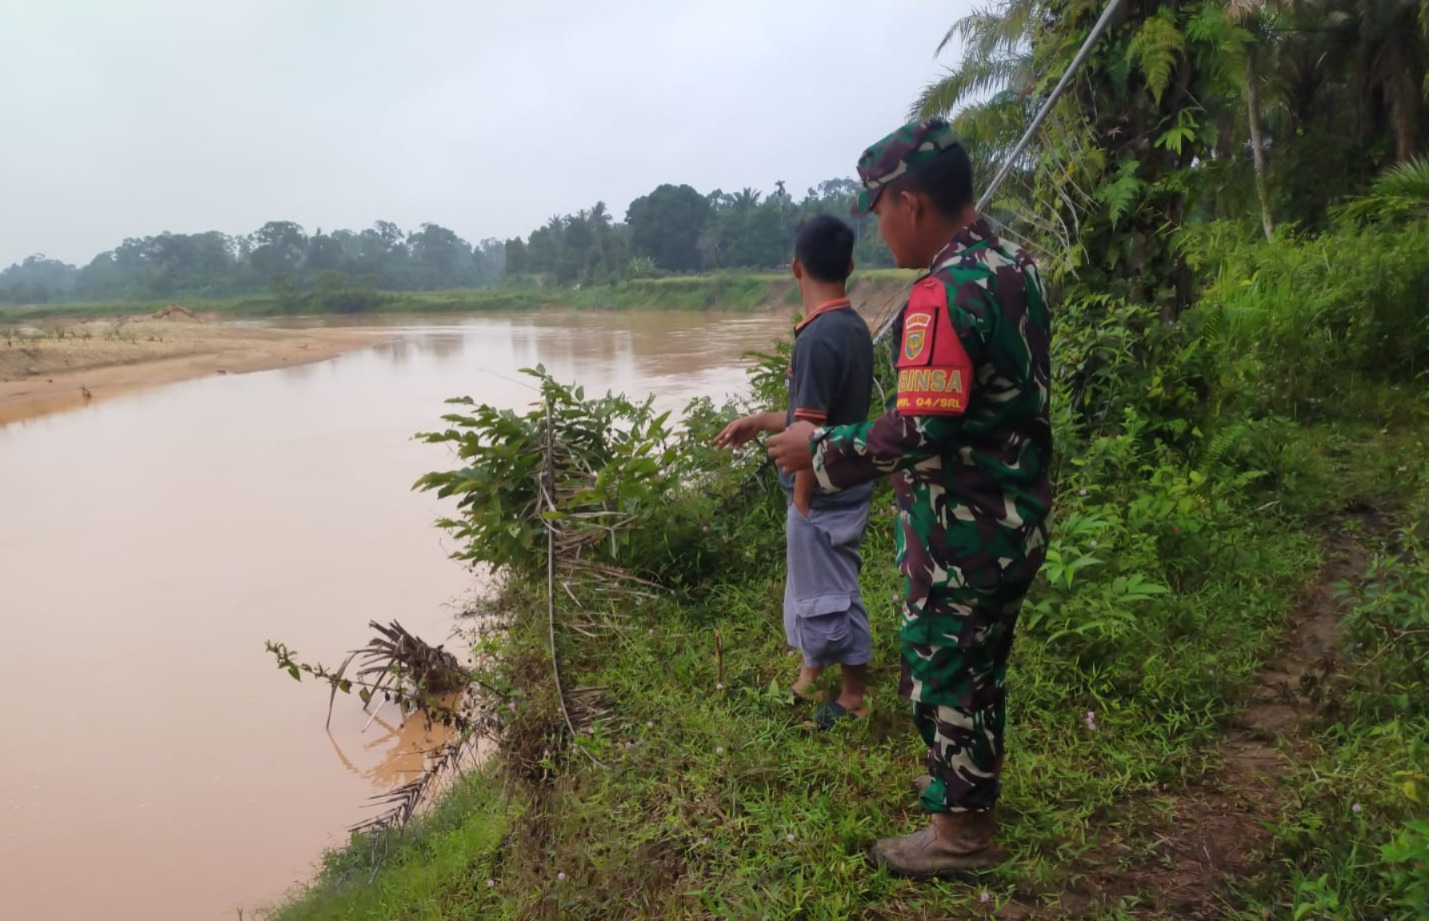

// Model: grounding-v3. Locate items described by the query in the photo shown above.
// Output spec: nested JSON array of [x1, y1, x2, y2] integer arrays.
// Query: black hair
[[793, 214, 855, 283], [894, 144, 975, 219]]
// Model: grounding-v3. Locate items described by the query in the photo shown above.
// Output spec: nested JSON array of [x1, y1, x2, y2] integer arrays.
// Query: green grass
[[264, 768, 509, 921], [273, 407, 1429, 920]]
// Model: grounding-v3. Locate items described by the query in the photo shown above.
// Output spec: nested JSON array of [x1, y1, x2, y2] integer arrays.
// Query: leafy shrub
[[414, 367, 778, 594]]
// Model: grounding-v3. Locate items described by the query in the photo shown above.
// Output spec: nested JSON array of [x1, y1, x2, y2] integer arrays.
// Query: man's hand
[[768, 420, 817, 474], [714, 414, 764, 450], [714, 411, 782, 450]]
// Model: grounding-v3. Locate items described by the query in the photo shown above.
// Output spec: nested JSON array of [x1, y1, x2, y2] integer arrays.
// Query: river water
[[0, 310, 789, 921]]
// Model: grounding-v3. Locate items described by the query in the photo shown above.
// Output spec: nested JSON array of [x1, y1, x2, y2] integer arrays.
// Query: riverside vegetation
[[268, 215, 1428, 920], [0, 271, 916, 324], [259, 0, 1429, 918]]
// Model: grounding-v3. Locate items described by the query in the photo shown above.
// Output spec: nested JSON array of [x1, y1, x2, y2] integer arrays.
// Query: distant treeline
[[1, 178, 891, 308]]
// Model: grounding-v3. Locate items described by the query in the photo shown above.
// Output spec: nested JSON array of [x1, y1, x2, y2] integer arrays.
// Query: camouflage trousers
[[899, 581, 1031, 814]]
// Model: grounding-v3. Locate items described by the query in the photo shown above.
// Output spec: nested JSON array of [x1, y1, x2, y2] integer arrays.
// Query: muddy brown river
[[0, 311, 789, 921]]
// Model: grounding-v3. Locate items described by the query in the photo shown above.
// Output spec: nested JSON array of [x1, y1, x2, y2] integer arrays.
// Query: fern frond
[[1095, 159, 1147, 227], [1126, 10, 1186, 104], [1199, 424, 1244, 474]]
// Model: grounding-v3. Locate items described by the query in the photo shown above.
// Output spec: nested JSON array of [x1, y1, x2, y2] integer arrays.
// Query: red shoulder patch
[[895, 279, 973, 417]]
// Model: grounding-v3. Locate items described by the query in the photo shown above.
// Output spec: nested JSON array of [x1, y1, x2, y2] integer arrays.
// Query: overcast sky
[[0, 2, 974, 268]]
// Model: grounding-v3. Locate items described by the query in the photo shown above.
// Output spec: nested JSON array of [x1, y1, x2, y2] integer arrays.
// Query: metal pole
[[977, 0, 1126, 213], [872, 0, 1126, 345]]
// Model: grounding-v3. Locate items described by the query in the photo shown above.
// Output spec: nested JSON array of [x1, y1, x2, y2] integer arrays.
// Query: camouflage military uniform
[[811, 126, 1052, 815]]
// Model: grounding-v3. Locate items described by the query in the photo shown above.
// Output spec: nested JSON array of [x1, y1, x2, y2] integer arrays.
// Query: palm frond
[[940, 0, 1040, 58], [1373, 155, 1429, 201], [952, 94, 1035, 158], [911, 55, 1033, 119], [1331, 155, 1429, 225]]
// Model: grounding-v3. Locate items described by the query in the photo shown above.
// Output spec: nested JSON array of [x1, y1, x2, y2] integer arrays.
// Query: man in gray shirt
[[716, 215, 874, 728]]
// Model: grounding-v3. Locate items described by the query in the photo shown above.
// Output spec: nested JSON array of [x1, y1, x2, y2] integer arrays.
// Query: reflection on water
[[0, 310, 790, 921], [326, 705, 441, 793]]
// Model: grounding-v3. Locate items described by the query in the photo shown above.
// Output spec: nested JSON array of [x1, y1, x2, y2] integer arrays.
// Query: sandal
[[810, 700, 866, 730]]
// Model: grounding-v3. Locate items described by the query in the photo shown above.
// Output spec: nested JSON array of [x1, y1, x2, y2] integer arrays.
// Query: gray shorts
[[784, 501, 872, 668]]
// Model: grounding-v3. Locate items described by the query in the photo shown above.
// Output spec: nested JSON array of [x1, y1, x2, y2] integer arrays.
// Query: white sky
[[0, 1, 974, 267]]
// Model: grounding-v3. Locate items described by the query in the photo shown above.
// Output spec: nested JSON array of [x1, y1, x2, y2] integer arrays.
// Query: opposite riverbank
[[0, 270, 918, 322], [0, 312, 388, 424]]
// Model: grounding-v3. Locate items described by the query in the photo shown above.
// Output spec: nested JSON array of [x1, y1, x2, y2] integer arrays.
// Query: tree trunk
[[1246, 54, 1274, 240]]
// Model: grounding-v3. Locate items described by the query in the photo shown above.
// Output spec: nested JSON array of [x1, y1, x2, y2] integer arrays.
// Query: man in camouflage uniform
[[768, 117, 1052, 878]]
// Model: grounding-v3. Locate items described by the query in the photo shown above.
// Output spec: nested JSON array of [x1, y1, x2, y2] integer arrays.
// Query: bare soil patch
[[1004, 506, 1381, 919], [0, 313, 388, 424]]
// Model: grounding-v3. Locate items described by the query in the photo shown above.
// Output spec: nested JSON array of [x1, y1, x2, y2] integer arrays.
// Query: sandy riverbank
[[0, 310, 388, 425]]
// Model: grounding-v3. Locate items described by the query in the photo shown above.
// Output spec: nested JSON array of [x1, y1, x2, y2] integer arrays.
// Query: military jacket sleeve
[[811, 276, 987, 491]]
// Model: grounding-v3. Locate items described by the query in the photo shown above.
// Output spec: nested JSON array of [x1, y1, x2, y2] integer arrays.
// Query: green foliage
[[0, 177, 893, 308], [1338, 542, 1429, 719], [273, 208, 1429, 919], [307, 270, 388, 314], [413, 366, 771, 593], [1126, 9, 1185, 105], [1096, 158, 1147, 228], [268, 769, 508, 921], [0, 221, 509, 306], [625, 184, 712, 273], [1194, 220, 1429, 413], [1252, 704, 1429, 921], [1331, 156, 1429, 226]]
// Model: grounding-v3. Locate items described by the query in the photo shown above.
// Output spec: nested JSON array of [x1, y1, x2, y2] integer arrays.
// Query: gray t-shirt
[[780, 303, 875, 509]]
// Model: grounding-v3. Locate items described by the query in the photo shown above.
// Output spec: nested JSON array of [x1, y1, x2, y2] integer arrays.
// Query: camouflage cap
[[851, 117, 962, 215]]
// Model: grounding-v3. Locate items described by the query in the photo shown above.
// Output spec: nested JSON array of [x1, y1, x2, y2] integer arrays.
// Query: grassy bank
[[271, 419, 1428, 921], [0, 270, 918, 323], [268, 221, 1429, 921]]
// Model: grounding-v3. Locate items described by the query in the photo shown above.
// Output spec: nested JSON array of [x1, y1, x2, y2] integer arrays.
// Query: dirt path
[[1012, 507, 1379, 919], [0, 312, 389, 425]]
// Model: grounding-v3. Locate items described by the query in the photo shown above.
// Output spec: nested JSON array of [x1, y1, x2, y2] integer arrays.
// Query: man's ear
[[791, 258, 804, 281], [846, 259, 855, 278], [900, 188, 924, 224]]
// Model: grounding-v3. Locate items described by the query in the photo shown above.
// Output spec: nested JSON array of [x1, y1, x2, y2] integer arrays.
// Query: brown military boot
[[870, 810, 1004, 879]]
